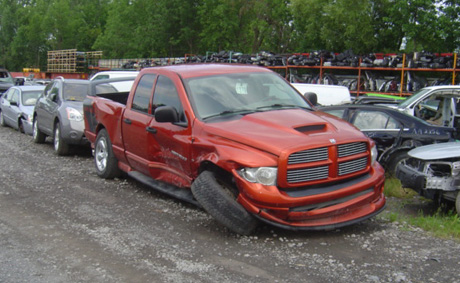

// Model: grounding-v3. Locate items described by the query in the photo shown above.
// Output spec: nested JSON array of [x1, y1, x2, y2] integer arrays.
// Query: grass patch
[[383, 176, 418, 198], [408, 209, 460, 239], [382, 177, 460, 240]]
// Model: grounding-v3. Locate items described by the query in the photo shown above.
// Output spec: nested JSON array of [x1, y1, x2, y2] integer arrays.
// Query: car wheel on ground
[[191, 170, 258, 235], [18, 119, 24, 133], [54, 122, 70, 156], [456, 191, 460, 216], [0, 111, 6, 127], [386, 151, 409, 176], [95, 129, 121, 179], [32, 118, 46, 143]]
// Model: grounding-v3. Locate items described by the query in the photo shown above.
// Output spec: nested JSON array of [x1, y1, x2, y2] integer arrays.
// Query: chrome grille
[[285, 142, 369, 184], [339, 157, 367, 176], [287, 166, 329, 183], [338, 142, 367, 157], [288, 147, 328, 164]]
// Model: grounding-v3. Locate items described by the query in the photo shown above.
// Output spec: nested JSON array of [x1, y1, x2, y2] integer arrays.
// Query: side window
[[353, 111, 400, 130], [4, 88, 14, 101], [152, 76, 185, 122], [11, 90, 19, 104], [132, 74, 156, 113], [44, 82, 55, 97]]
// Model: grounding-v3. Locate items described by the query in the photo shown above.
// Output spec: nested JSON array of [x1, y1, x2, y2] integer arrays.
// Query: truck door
[[122, 74, 156, 176], [147, 75, 192, 187]]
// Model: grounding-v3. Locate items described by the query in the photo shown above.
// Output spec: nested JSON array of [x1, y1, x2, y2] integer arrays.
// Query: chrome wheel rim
[[95, 137, 108, 172]]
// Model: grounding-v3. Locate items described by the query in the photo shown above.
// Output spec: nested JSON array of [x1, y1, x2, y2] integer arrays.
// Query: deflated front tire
[[191, 170, 258, 235]]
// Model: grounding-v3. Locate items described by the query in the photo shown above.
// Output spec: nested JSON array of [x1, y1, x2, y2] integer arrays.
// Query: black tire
[[54, 122, 70, 156], [32, 118, 46, 143], [0, 111, 6, 127], [456, 191, 460, 217], [94, 129, 121, 179], [18, 119, 24, 133], [386, 151, 409, 176], [191, 170, 258, 235]]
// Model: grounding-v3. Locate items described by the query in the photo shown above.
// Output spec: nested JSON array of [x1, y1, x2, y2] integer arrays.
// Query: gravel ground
[[0, 125, 459, 283]]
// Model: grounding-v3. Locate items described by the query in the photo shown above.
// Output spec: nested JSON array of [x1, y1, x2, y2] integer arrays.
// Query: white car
[[396, 142, 460, 215], [291, 83, 351, 105], [90, 71, 139, 92]]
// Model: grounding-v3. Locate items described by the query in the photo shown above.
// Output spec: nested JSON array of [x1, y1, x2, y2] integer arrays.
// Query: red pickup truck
[[83, 64, 385, 235]]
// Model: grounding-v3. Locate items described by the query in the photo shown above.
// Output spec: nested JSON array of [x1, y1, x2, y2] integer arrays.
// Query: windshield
[[0, 71, 14, 84], [63, 83, 88, 101], [21, 91, 42, 106], [185, 72, 311, 120], [398, 88, 431, 108]]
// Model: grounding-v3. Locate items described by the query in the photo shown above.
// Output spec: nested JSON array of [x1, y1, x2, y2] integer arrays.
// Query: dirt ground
[[0, 125, 459, 283]]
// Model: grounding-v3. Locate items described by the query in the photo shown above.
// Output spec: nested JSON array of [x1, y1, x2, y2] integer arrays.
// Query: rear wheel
[[191, 170, 258, 235], [32, 118, 46, 143], [95, 129, 121, 179], [54, 123, 70, 156]]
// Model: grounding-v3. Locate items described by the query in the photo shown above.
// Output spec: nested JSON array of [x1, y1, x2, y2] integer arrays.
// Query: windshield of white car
[[21, 91, 42, 106], [398, 88, 431, 109], [185, 72, 311, 120]]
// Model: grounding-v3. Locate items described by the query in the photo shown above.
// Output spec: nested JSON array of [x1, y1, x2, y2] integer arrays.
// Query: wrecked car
[[319, 104, 455, 175], [396, 142, 460, 215]]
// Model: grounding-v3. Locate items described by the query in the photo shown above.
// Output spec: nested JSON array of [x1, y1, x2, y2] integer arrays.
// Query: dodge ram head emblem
[[330, 139, 336, 144]]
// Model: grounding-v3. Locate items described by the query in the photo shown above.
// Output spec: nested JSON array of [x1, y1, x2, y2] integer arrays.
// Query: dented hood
[[408, 142, 460, 160], [202, 109, 369, 156]]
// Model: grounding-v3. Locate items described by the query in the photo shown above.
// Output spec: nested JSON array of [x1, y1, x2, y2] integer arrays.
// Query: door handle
[[123, 118, 132, 124], [146, 126, 157, 134]]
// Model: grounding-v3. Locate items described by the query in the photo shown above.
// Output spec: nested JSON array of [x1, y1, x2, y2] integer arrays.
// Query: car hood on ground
[[408, 142, 460, 160], [202, 109, 368, 156]]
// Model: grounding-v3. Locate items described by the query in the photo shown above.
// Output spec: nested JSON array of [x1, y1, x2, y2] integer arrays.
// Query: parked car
[[0, 68, 14, 97], [319, 104, 455, 174], [90, 71, 139, 92], [32, 77, 89, 155], [83, 65, 385, 235], [0, 85, 45, 135], [355, 86, 460, 134], [291, 83, 351, 105], [396, 142, 460, 215]]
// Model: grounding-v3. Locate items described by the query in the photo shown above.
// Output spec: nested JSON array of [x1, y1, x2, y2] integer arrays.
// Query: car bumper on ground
[[233, 163, 386, 230]]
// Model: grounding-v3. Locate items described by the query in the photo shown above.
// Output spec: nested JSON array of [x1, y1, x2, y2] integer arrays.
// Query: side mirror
[[155, 106, 179, 123], [304, 92, 318, 106], [10, 101, 18, 106]]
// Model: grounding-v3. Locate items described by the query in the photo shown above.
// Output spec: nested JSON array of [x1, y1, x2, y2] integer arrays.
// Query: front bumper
[[23, 120, 33, 136], [61, 120, 89, 145], [395, 163, 426, 192], [234, 163, 386, 230]]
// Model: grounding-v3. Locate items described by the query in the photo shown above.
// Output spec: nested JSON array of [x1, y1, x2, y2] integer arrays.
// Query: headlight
[[238, 167, 277, 186], [452, 162, 460, 176], [370, 144, 378, 165], [66, 107, 83, 121]]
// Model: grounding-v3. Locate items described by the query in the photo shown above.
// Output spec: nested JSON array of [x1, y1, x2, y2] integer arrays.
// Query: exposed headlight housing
[[66, 107, 83, 121], [370, 144, 378, 165], [238, 167, 277, 186]]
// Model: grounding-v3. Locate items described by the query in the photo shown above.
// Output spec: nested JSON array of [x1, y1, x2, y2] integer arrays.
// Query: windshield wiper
[[256, 104, 310, 111], [202, 109, 257, 120]]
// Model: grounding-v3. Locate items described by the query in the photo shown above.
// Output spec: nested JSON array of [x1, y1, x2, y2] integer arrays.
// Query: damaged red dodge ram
[[83, 64, 385, 235]]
